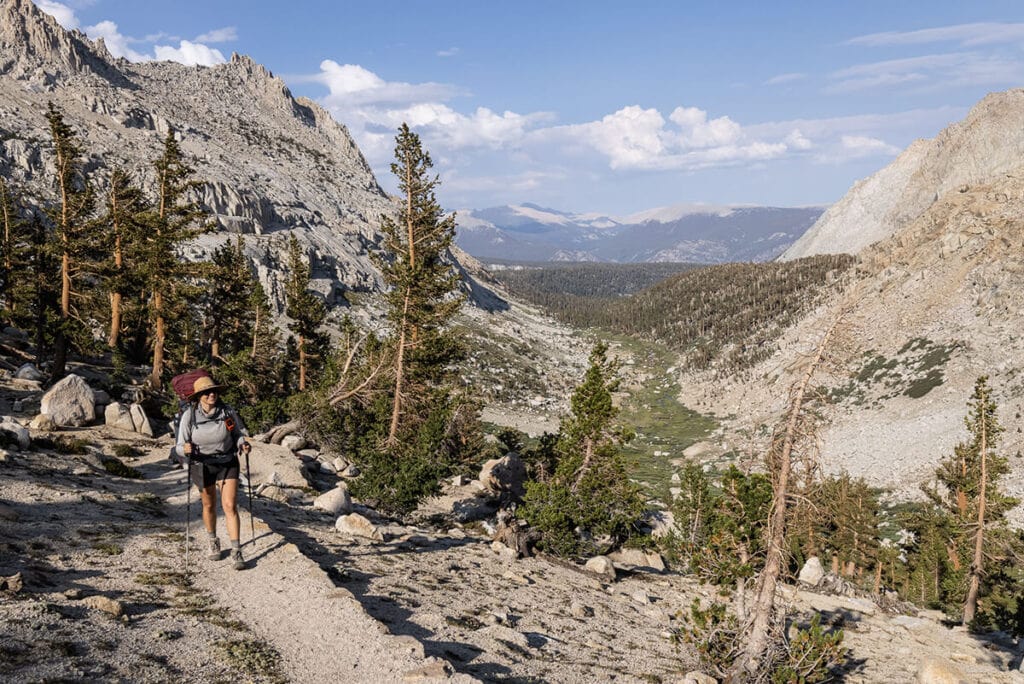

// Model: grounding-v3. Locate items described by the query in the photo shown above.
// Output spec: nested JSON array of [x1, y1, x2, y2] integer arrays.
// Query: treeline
[[498, 255, 857, 374], [493, 261, 701, 298]]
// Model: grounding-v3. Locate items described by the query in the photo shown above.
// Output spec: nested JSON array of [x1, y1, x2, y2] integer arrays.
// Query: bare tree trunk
[[730, 316, 839, 681], [387, 289, 411, 445], [964, 406, 988, 625], [150, 292, 165, 387], [298, 333, 307, 391]]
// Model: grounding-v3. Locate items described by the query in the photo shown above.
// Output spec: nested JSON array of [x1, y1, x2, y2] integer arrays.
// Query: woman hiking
[[175, 375, 251, 570]]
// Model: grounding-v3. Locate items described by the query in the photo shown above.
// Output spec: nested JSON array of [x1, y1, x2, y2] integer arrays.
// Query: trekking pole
[[243, 447, 255, 547], [184, 460, 191, 574]]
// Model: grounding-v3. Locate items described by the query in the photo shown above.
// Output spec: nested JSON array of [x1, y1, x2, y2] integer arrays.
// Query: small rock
[[63, 588, 84, 600], [332, 456, 350, 472], [491, 540, 515, 560], [584, 555, 616, 581], [15, 363, 43, 381], [609, 547, 665, 573], [280, 434, 306, 451], [0, 572, 24, 592], [82, 595, 124, 617], [915, 656, 965, 683], [570, 600, 593, 618], [683, 672, 717, 684], [0, 419, 30, 449], [129, 403, 153, 437], [335, 512, 384, 541], [631, 590, 651, 605], [29, 413, 56, 431], [313, 484, 352, 515], [451, 474, 468, 486], [104, 402, 136, 432], [798, 556, 825, 586], [92, 389, 111, 405], [340, 464, 360, 478], [11, 400, 23, 412], [317, 459, 337, 474], [402, 659, 452, 681]]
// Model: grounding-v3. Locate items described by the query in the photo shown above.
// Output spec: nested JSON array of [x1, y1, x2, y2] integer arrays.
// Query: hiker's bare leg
[[200, 484, 217, 534], [220, 478, 240, 542]]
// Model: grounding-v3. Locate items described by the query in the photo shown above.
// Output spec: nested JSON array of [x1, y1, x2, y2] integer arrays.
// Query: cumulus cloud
[[194, 27, 238, 43], [848, 22, 1024, 48], [545, 104, 792, 171], [36, 0, 78, 29], [85, 20, 150, 61], [153, 40, 226, 66]]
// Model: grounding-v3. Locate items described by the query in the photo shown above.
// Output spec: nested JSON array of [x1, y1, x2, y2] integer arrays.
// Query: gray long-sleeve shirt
[[174, 402, 248, 464]]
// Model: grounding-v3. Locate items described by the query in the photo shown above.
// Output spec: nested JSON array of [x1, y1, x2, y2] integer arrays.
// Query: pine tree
[[374, 123, 464, 444], [284, 232, 325, 391], [140, 130, 207, 387], [521, 341, 645, 557], [0, 177, 30, 321], [99, 167, 149, 350], [44, 102, 97, 381], [204, 235, 255, 360], [925, 376, 1018, 627]]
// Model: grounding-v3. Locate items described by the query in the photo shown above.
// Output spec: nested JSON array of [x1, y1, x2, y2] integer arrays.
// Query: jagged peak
[[0, 0, 119, 81]]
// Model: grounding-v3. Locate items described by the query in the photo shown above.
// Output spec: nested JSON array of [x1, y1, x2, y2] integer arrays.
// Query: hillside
[[689, 91, 1024, 521], [783, 88, 1024, 260], [0, 0, 393, 313]]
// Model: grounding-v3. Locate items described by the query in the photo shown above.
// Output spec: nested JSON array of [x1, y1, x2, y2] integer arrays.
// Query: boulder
[[245, 442, 310, 490], [317, 459, 337, 474], [335, 512, 383, 541], [0, 419, 30, 449], [798, 556, 825, 587], [478, 451, 526, 500], [92, 389, 111, 406], [128, 403, 153, 437], [584, 555, 616, 581], [280, 434, 307, 451], [14, 363, 42, 381], [40, 374, 95, 427], [313, 484, 352, 515], [609, 548, 665, 573], [104, 403, 136, 432]]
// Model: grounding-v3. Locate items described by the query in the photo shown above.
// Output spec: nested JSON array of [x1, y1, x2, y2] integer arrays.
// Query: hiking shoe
[[207, 537, 221, 561], [231, 548, 245, 571]]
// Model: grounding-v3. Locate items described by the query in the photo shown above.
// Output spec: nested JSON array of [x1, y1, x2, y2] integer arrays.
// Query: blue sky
[[38, 0, 1024, 216]]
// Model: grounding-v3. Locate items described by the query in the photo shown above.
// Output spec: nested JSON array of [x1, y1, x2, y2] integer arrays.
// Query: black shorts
[[189, 457, 240, 490]]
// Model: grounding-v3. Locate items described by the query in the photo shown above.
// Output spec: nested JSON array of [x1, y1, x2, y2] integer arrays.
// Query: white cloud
[[764, 72, 805, 86], [316, 61, 458, 106], [153, 40, 226, 66], [437, 47, 460, 58], [840, 135, 901, 156], [194, 27, 238, 43], [85, 20, 149, 61], [36, 0, 79, 29], [848, 22, 1024, 48], [827, 52, 1024, 93]]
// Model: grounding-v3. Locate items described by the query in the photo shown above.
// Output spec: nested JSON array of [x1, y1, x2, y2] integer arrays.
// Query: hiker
[[175, 375, 251, 570]]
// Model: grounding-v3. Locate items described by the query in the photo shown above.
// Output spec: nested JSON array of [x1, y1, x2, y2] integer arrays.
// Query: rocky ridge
[[783, 88, 1024, 260], [0, 0, 394, 314]]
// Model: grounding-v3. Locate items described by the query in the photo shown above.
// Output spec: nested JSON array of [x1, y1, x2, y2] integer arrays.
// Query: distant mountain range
[[455, 203, 825, 263]]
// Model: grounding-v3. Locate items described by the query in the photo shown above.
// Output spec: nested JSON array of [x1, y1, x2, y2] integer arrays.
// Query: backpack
[[168, 369, 213, 466]]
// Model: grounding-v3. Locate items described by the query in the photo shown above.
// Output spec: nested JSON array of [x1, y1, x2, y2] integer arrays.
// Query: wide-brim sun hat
[[187, 375, 227, 400]]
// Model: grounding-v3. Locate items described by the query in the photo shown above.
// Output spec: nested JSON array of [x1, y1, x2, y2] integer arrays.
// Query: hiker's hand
[[183, 443, 193, 455], [240, 440, 251, 455]]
